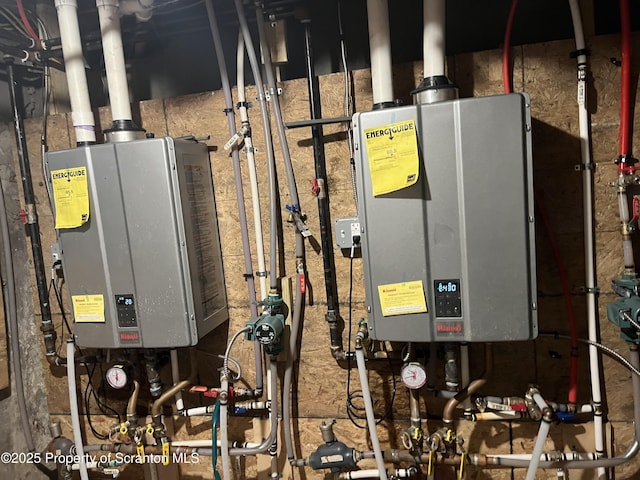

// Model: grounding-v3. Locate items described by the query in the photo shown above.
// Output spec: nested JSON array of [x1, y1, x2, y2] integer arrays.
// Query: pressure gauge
[[106, 365, 129, 389], [401, 362, 427, 390]]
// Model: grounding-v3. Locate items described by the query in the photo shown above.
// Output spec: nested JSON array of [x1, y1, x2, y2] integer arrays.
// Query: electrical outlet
[[335, 217, 361, 249]]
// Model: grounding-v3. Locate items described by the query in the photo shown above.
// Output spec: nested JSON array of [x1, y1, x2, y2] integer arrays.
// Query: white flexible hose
[[54, 0, 96, 144], [67, 341, 89, 480], [423, 0, 445, 77], [355, 347, 388, 480], [96, 0, 132, 122], [366, 0, 393, 105]]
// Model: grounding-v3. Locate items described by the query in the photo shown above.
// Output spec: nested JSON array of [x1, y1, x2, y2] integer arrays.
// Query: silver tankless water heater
[[46, 137, 228, 348], [354, 93, 537, 342]]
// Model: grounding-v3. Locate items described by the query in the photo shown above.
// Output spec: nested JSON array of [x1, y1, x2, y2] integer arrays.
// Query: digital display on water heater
[[434, 280, 462, 318], [436, 281, 458, 293]]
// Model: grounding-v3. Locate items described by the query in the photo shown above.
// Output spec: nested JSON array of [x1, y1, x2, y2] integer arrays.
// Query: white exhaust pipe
[[54, 0, 96, 145], [423, 0, 445, 78], [96, 0, 132, 125], [366, 0, 394, 108], [413, 0, 457, 104]]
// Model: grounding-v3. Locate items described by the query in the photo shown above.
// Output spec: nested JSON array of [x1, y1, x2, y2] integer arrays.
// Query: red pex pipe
[[619, 0, 632, 169], [502, 0, 518, 94]]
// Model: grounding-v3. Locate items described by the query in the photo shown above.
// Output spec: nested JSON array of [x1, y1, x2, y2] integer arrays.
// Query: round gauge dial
[[401, 362, 427, 390], [106, 365, 129, 389]]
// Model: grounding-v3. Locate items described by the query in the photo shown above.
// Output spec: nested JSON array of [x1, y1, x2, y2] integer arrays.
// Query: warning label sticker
[[364, 119, 420, 196], [378, 280, 428, 317], [51, 167, 89, 229], [72, 294, 105, 323]]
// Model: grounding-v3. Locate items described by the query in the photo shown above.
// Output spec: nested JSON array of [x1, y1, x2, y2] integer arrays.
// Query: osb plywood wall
[[7, 32, 640, 479]]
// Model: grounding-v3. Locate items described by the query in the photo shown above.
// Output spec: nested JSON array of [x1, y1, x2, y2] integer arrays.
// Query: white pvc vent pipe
[[96, 0, 132, 123], [366, 0, 393, 106], [54, 0, 96, 144], [423, 0, 445, 78]]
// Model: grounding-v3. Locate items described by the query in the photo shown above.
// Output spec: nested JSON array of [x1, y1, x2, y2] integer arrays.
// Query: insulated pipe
[[54, 0, 96, 145], [236, 31, 268, 303], [356, 335, 388, 480], [234, 0, 280, 292], [6, 61, 63, 367], [67, 341, 89, 480], [206, 0, 263, 394], [423, 0, 445, 78], [0, 160, 34, 451], [366, 0, 394, 107], [567, 1, 606, 476], [460, 343, 471, 410], [96, 0, 132, 124]]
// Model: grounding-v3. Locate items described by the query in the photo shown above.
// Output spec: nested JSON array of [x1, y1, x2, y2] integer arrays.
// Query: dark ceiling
[[0, 0, 638, 117]]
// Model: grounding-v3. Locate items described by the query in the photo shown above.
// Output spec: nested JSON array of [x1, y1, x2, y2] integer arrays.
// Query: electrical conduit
[[54, 0, 96, 145]]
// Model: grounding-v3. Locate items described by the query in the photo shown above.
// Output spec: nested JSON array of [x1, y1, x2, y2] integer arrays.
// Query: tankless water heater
[[354, 93, 537, 342], [46, 137, 227, 348]]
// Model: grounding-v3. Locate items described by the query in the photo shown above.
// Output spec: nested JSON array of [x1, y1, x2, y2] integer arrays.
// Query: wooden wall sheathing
[[8, 32, 640, 479]]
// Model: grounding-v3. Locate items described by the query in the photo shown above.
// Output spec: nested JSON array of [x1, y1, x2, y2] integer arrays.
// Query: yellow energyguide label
[[378, 280, 428, 316], [50, 167, 90, 229], [72, 294, 105, 323], [364, 119, 420, 196]]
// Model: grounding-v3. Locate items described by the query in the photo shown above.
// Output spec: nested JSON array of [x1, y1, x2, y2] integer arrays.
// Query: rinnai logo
[[436, 322, 464, 336], [119, 332, 140, 343]]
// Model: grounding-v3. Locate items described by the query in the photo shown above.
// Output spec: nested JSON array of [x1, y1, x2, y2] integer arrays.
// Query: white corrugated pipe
[[366, 0, 393, 106], [120, 0, 154, 22], [54, 0, 96, 144], [96, 0, 132, 122], [423, 0, 445, 77]]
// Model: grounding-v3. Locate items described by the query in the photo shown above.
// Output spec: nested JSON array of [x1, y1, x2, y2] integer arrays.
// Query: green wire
[[212, 400, 221, 480]]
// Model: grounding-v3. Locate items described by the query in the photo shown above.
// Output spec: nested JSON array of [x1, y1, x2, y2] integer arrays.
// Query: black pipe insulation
[[6, 59, 64, 366]]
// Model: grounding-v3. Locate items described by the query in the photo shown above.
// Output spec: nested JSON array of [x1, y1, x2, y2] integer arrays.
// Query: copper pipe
[[151, 349, 198, 418], [442, 344, 493, 424]]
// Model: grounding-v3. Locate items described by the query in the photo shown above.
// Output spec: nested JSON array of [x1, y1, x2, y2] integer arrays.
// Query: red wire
[[619, 0, 631, 164], [535, 193, 580, 407], [16, 0, 41, 50], [502, 0, 518, 94]]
